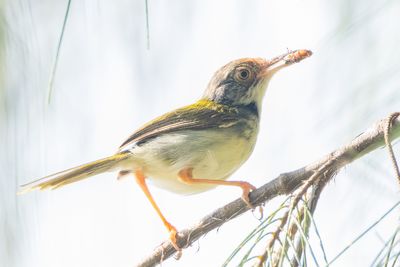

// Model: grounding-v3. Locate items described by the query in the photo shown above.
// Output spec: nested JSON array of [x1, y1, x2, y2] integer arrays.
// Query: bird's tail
[[18, 152, 131, 194]]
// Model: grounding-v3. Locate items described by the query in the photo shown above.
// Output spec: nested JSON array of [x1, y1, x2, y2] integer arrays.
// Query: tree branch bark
[[136, 113, 400, 267]]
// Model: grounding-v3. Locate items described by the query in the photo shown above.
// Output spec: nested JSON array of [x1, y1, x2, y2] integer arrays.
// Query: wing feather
[[119, 100, 242, 150]]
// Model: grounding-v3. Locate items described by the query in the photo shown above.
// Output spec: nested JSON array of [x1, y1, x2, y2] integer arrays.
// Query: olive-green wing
[[119, 100, 240, 149]]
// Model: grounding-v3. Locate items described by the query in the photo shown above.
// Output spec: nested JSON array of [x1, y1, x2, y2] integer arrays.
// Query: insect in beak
[[258, 49, 312, 78]]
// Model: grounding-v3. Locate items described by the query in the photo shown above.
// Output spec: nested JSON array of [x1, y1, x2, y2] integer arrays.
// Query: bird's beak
[[259, 49, 312, 78]]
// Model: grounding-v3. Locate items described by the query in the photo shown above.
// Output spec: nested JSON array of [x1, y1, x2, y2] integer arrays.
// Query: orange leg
[[178, 168, 257, 208], [134, 170, 181, 252]]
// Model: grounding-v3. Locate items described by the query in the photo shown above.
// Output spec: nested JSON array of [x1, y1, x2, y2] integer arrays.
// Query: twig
[[384, 112, 400, 184], [290, 181, 327, 267], [135, 113, 400, 267], [258, 159, 334, 267]]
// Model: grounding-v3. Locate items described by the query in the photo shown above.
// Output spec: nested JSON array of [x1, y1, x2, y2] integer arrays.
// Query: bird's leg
[[134, 170, 181, 253], [178, 168, 259, 210]]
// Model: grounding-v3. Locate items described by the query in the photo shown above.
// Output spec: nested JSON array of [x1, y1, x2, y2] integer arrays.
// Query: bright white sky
[[2, 0, 400, 266]]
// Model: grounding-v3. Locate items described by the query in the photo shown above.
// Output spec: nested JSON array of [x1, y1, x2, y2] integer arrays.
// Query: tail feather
[[19, 152, 131, 194]]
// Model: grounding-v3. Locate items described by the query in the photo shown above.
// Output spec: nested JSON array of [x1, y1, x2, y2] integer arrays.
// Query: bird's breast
[[130, 122, 259, 195]]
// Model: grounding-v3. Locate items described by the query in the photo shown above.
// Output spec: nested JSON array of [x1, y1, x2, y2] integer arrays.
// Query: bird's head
[[202, 50, 312, 113]]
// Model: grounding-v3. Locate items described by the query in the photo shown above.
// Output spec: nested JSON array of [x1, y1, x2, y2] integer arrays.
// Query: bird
[[19, 49, 312, 251]]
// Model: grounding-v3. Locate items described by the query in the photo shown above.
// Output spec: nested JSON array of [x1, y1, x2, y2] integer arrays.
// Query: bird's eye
[[234, 67, 253, 83], [239, 70, 249, 79]]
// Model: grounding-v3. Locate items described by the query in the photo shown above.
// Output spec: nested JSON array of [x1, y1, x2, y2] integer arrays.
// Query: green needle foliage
[[47, 0, 71, 104], [225, 195, 400, 266], [0, 0, 5, 118]]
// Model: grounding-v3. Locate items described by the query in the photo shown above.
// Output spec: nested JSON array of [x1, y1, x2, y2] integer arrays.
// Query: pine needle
[[47, 0, 72, 104]]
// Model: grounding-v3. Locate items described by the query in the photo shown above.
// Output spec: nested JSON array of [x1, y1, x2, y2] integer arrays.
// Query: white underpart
[[252, 78, 272, 111], [247, 63, 289, 110], [121, 127, 258, 195], [242, 75, 273, 112]]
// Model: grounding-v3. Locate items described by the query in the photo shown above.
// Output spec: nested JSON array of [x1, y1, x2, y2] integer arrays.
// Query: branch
[[136, 113, 400, 267]]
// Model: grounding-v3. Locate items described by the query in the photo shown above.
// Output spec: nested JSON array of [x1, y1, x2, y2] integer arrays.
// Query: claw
[[239, 181, 256, 208], [117, 170, 131, 180], [240, 182, 263, 219], [165, 222, 182, 259]]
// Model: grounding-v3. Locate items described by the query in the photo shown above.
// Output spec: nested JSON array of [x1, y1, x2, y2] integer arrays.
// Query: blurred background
[[1, 0, 400, 266]]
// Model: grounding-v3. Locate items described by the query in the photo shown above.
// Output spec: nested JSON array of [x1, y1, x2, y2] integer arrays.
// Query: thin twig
[[276, 202, 304, 267], [258, 159, 333, 267], [290, 181, 327, 267], [223, 201, 289, 266], [305, 185, 330, 265], [135, 113, 400, 267], [384, 112, 400, 184]]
